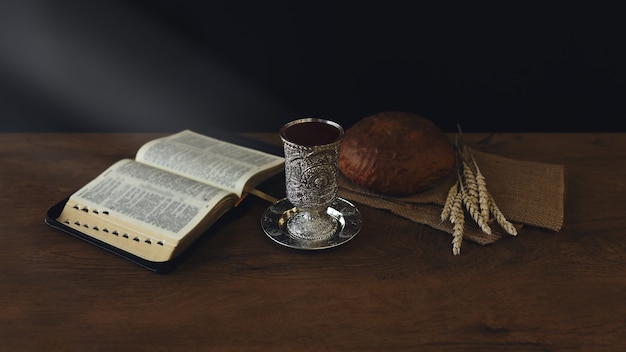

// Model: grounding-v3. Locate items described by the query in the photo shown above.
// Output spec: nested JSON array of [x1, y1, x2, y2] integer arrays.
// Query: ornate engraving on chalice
[[280, 119, 343, 241], [284, 149, 339, 211]]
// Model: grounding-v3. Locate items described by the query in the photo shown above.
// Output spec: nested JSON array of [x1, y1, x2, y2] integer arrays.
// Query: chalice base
[[286, 211, 338, 241], [261, 197, 362, 250]]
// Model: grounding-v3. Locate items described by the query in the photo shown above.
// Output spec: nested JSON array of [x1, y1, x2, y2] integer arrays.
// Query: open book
[[51, 130, 284, 267]]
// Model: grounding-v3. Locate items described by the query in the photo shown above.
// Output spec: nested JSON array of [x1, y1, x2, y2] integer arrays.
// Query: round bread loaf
[[339, 111, 455, 196]]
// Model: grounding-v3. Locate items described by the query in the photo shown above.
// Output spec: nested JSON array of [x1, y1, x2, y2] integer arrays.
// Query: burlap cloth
[[338, 148, 566, 245]]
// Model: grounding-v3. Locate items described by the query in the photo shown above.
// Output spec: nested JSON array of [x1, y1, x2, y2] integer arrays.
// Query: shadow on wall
[[0, 1, 295, 133], [0, 1, 624, 133]]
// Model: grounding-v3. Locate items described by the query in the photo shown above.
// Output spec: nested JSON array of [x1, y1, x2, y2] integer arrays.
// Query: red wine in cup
[[283, 121, 342, 147]]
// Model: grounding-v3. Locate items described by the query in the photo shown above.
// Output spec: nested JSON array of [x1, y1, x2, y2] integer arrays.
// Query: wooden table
[[1, 132, 625, 351]]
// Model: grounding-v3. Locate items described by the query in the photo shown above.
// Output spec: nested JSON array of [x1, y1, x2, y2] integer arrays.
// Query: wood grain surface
[[1, 133, 625, 351]]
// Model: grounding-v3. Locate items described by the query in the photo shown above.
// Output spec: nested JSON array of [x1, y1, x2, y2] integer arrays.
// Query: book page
[[135, 130, 284, 197], [70, 159, 235, 240]]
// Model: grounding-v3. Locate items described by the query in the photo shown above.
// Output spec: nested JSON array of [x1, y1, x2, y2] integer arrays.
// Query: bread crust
[[339, 111, 455, 196]]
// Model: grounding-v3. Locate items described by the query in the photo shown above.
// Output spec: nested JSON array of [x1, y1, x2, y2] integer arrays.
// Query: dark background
[[1, 1, 624, 133]]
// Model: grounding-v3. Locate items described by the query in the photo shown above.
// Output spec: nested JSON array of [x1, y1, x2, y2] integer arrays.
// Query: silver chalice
[[262, 118, 361, 250]]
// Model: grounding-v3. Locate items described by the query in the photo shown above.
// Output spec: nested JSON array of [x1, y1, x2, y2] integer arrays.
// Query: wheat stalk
[[489, 194, 518, 236], [460, 177, 492, 235], [472, 155, 491, 224], [462, 159, 479, 201], [440, 179, 459, 222], [449, 189, 464, 255]]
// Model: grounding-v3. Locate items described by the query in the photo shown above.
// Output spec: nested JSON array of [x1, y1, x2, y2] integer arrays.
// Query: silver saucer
[[261, 197, 362, 250]]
